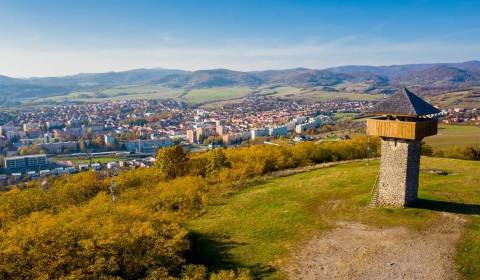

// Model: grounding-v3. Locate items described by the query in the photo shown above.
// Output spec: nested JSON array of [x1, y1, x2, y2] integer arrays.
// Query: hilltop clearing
[[285, 214, 465, 279]]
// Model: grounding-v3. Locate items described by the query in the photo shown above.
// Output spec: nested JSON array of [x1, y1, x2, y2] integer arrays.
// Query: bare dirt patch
[[284, 213, 466, 280]]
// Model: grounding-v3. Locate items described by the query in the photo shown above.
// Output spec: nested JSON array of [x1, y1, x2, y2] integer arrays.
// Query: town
[[1, 90, 476, 187], [0, 97, 377, 185]]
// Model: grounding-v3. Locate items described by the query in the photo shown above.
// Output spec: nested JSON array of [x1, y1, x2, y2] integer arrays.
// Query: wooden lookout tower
[[367, 87, 441, 207]]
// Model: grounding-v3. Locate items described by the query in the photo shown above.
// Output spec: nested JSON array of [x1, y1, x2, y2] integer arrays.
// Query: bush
[[0, 171, 108, 228], [209, 269, 252, 280], [432, 145, 480, 161], [0, 194, 189, 280], [118, 176, 209, 216]]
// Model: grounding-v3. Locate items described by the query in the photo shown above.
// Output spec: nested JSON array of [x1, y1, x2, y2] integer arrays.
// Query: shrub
[[0, 194, 189, 280]]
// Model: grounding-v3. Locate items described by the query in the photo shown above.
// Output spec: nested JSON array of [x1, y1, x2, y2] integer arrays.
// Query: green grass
[[257, 86, 304, 97], [426, 125, 480, 148], [188, 158, 480, 279], [183, 87, 252, 104]]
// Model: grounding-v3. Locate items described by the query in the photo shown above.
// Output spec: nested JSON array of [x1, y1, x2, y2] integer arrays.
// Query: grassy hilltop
[[189, 158, 480, 279]]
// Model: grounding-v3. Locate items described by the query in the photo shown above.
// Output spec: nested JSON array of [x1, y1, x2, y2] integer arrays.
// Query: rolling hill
[[1, 61, 480, 106]]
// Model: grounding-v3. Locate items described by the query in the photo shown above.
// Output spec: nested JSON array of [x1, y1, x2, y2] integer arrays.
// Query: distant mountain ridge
[[1, 61, 480, 100]]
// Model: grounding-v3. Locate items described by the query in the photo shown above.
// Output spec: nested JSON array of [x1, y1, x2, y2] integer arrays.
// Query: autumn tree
[[78, 138, 86, 152], [206, 148, 231, 175], [18, 145, 44, 155], [156, 145, 189, 179]]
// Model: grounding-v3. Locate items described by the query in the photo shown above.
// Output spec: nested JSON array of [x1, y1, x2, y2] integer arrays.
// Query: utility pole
[[108, 167, 119, 204]]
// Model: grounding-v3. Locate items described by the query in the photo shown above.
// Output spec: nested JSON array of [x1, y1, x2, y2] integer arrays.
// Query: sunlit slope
[[188, 158, 480, 279]]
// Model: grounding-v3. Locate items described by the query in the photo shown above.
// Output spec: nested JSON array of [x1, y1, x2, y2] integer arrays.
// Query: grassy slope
[[188, 158, 480, 279], [426, 125, 480, 148], [183, 87, 252, 104], [257, 86, 304, 97]]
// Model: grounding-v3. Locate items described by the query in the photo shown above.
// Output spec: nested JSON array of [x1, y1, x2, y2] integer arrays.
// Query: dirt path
[[284, 213, 466, 280]]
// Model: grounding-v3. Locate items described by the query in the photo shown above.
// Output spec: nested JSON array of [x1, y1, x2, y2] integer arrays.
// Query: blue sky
[[0, 0, 479, 77]]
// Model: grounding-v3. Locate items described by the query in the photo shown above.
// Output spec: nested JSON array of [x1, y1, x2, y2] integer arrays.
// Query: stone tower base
[[377, 138, 421, 207]]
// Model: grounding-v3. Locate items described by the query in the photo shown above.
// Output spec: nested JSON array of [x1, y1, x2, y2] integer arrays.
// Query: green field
[[20, 85, 184, 105], [257, 86, 304, 97], [426, 125, 480, 148], [188, 158, 480, 279], [189, 86, 382, 104], [182, 87, 253, 104]]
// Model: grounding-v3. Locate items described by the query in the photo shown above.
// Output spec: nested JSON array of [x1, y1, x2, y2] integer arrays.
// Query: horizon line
[[3, 59, 479, 79]]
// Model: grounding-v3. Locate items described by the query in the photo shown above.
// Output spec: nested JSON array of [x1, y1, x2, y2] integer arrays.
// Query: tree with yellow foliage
[[156, 145, 189, 179]]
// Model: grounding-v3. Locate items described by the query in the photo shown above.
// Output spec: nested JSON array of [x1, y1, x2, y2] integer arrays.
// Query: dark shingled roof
[[370, 87, 441, 116]]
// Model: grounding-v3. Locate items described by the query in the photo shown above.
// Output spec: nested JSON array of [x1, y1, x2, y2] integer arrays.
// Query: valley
[[1, 61, 480, 108]]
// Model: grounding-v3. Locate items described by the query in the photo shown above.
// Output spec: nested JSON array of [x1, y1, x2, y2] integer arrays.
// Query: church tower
[[367, 88, 441, 207]]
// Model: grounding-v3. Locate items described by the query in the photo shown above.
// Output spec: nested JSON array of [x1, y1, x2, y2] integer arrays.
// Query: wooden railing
[[366, 117, 437, 140]]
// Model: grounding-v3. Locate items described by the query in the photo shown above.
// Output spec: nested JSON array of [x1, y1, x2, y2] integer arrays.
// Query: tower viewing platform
[[367, 87, 441, 207]]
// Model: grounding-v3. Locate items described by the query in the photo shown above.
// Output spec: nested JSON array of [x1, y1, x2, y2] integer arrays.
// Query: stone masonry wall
[[377, 138, 421, 207]]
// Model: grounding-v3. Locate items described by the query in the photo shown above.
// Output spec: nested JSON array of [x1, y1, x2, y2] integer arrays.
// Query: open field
[[257, 86, 305, 97], [6, 84, 386, 107], [182, 87, 253, 104], [188, 158, 480, 279], [426, 125, 480, 148], [15, 85, 184, 105]]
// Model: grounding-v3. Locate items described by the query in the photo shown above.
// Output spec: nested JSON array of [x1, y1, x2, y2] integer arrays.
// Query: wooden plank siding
[[366, 117, 437, 140]]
